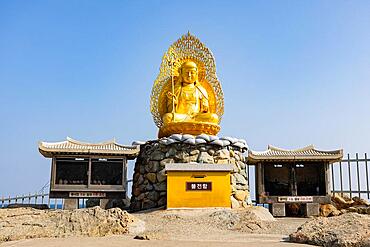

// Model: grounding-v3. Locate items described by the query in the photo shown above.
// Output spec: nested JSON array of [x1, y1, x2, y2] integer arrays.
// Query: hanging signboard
[[69, 192, 106, 198], [278, 196, 313, 202]]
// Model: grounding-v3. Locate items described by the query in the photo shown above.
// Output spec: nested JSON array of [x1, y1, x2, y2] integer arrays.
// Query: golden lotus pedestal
[[158, 122, 220, 138]]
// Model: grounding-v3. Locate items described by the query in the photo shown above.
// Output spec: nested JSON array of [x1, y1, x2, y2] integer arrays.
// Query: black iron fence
[[331, 153, 370, 199]]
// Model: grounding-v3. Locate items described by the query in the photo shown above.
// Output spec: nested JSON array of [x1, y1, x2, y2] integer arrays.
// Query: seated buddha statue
[[162, 61, 219, 125]]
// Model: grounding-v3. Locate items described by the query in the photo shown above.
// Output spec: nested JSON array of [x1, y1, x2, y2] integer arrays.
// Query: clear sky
[[1, 1, 370, 197]]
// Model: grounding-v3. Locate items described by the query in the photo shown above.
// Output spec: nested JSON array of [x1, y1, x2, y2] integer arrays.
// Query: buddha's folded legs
[[163, 113, 189, 125], [193, 113, 219, 124], [163, 112, 219, 125]]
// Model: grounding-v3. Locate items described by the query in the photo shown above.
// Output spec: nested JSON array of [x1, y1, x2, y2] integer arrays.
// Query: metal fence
[[1, 192, 49, 208], [1, 179, 133, 209], [331, 153, 370, 199], [0, 181, 54, 209]]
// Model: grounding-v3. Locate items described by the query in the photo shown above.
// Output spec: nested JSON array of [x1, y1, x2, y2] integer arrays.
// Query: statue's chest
[[179, 88, 198, 103]]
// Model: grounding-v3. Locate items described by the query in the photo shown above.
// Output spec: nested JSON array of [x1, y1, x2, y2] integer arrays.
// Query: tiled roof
[[248, 145, 343, 163], [39, 137, 140, 158]]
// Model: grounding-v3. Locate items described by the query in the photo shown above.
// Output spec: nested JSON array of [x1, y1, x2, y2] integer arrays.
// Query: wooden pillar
[[325, 162, 331, 196], [88, 157, 92, 188], [123, 157, 127, 198], [256, 162, 264, 203], [289, 164, 297, 196], [51, 157, 56, 190]]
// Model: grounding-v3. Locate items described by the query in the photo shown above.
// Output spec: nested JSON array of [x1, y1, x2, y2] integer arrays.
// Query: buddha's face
[[180, 62, 198, 84]]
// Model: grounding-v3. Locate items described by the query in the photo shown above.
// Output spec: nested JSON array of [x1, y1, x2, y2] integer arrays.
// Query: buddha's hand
[[167, 92, 178, 104]]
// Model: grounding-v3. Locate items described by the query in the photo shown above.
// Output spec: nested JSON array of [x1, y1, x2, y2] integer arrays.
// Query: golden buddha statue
[[150, 33, 224, 138], [162, 61, 219, 125]]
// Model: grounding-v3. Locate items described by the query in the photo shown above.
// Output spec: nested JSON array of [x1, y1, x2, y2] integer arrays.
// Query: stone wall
[[130, 134, 251, 211]]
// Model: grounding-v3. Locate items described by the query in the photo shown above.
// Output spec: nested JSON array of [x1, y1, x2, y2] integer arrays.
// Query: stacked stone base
[[130, 135, 251, 211]]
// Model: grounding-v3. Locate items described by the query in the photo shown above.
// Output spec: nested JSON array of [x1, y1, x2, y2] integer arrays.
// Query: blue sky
[[1, 1, 370, 196]]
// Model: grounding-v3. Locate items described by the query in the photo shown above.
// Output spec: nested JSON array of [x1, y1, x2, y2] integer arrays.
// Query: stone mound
[[289, 212, 370, 247], [0, 206, 144, 243]]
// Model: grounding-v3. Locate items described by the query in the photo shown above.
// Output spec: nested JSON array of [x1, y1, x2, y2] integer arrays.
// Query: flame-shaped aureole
[[150, 33, 224, 128]]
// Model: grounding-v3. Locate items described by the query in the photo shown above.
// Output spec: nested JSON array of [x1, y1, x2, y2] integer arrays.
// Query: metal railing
[[1, 193, 49, 208], [0, 181, 53, 208], [1, 179, 133, 209], [331, 153, 370, 199]]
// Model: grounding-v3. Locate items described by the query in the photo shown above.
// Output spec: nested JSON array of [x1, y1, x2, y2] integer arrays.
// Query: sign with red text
[[69, 192, 106, 198], [278, 196, 313, 202]]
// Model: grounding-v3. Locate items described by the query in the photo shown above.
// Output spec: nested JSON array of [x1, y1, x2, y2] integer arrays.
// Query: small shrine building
[[39, 137, 139, 209], [248, 145, 343, 216]]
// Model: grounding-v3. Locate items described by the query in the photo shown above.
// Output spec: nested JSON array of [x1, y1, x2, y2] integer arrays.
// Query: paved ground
[[1, 234, 312, 247], [0, 216, 313, 247], [0, 208, 314, 246]]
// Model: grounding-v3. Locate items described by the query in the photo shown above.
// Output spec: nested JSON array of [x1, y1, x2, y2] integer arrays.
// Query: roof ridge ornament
[[267, 144, 315, 152], [38, 137, 140, 158], [66, 136, 117, 146], [248, 145, 343, 163]]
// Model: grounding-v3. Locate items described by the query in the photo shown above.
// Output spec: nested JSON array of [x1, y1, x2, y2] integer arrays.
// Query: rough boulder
[[0, 206, 144, 243], [290, 212, 370, 247]]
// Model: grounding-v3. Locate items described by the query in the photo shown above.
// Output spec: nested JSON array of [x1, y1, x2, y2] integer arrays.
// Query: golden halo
[[150, 33, 224, 128]]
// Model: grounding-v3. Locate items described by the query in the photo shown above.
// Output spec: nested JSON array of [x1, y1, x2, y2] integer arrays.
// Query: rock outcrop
[[130, 134, 250, 211], [135, 206, 278, 240], [290, 212, 370, 247], [209, 207, 275, 232], [0, 207, 144, 243], [320, 194, 370, 217]]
